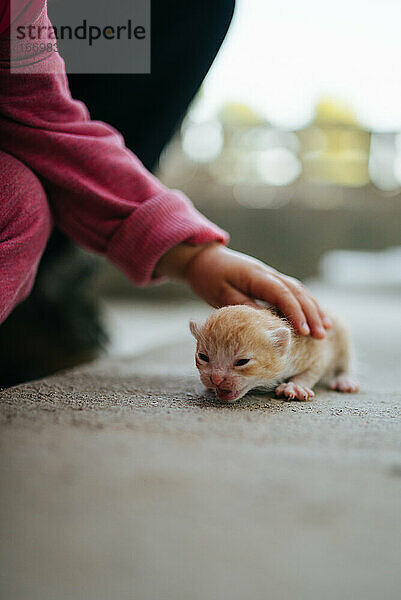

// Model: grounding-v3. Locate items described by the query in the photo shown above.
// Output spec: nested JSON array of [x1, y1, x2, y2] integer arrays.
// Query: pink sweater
[[0, 1, 228, 321]]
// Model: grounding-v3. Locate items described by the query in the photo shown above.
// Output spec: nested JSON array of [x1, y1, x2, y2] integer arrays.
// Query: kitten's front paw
[[330, 374, 359, 393], [275, 382, 315, 401]]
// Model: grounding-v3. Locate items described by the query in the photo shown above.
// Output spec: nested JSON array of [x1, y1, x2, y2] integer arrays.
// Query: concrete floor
[[0, 284, 400, 600]]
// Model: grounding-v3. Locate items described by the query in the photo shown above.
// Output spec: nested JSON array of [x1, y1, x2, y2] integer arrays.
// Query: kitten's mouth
[[216, 388, 242, 402]]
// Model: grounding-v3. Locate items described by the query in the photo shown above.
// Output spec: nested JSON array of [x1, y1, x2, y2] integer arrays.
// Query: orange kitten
[[189, 305, 359, 402]]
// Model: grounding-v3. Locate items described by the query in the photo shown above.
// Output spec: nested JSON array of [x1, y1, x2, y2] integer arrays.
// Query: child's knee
[[0, 151, 53, 322], [0, 150, 52, 238]]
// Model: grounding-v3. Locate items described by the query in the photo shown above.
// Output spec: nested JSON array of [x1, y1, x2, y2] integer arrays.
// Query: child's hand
[[155, 242, 331, 339], [184, 244, 331, 339]]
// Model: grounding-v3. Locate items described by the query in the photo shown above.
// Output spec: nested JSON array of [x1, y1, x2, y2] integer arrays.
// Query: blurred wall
[[95, 186, 400, 298]]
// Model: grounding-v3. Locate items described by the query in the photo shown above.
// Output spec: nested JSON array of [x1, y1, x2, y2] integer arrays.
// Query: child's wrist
[[183, 241, 223, 280], [154, 241, 220, 280]]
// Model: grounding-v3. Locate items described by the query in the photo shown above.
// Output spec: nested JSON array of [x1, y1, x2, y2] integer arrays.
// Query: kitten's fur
[[190, 305, 359, 402]]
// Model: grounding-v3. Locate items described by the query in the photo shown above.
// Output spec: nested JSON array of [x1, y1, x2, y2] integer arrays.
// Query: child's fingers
[[293, 294, 326, 338], [276, 276, 327, 338], [312, 297, 332, 329], [246, 274, 310, 335], [299, 294, 331, 332]]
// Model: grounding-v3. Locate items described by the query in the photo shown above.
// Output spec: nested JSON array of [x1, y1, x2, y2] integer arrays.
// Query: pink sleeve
[[0, 7, 229, 286]]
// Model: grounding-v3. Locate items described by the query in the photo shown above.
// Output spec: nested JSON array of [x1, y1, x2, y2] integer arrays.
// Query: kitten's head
[[189, 305, 291, 402]]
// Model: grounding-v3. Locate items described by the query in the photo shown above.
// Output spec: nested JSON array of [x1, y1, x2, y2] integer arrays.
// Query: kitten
[[189, 305, 359, 402]]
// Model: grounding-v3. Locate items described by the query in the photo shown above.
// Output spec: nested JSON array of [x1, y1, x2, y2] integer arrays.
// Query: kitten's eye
[[235, 358, 250, 367], [198, 353, 209, 362]]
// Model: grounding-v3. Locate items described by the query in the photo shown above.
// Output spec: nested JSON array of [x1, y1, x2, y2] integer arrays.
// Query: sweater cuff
[[106, 189, 229, 286]]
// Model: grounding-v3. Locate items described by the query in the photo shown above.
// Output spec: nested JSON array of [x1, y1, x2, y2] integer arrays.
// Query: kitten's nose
[[210, 372, 225, 386]]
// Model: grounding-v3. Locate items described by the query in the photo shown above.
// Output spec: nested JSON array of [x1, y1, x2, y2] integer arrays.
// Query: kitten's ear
[[189, 320, 201, 339], [265, 327, 291, 355]]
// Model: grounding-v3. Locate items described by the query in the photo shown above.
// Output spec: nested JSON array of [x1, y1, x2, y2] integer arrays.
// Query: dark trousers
[[1, 0, 235, 387], [68, 0, 235, 172]]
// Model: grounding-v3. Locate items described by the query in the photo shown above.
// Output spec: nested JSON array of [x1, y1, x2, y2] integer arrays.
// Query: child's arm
[[155, 243, 331, 339], [0, 8, 228, 288]]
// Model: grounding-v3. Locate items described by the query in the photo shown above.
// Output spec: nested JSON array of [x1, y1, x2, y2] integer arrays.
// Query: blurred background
[[96, 0, 401, 305]]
